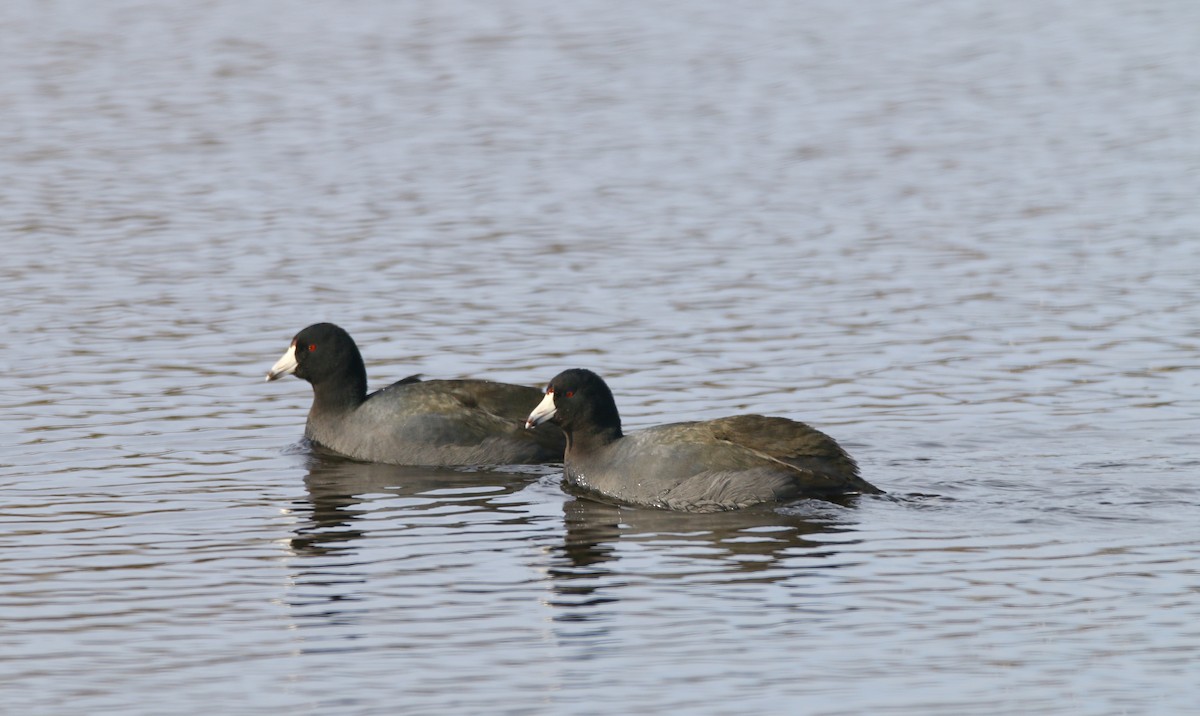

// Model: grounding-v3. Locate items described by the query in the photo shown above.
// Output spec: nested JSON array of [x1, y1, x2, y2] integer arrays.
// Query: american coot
[[266, 323, 565, 466], [525, 368, 881, 512]]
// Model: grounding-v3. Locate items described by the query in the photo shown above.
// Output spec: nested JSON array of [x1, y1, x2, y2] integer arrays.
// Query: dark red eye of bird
[[564, 390, 574, 398], [308, 344, 317, 352]]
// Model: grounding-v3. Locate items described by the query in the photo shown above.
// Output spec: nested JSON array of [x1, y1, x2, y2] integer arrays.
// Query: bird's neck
[[310, 372, 367, 414], [565, 423, 623, 455]]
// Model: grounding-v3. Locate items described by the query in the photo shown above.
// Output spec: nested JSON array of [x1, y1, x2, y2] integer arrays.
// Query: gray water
[[3, 1, 1199, 714]]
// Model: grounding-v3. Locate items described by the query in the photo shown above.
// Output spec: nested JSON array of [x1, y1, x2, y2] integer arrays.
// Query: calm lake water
[[3, 1, 1199, 714]]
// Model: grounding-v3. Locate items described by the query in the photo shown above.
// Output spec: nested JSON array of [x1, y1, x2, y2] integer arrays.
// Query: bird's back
[[307, 378, 564, 465]]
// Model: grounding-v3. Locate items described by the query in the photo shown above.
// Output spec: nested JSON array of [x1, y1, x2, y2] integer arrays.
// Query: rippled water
[[3, 1, 1199, 714]]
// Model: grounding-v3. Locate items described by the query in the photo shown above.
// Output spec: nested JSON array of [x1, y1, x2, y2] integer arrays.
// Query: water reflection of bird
[[547, 496, 860, 621], [288, 453, 551, 558]]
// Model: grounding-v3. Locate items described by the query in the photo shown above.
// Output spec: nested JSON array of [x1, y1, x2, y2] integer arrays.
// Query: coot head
[[526, 368, 622, 438], [266, 323, 367, 399]]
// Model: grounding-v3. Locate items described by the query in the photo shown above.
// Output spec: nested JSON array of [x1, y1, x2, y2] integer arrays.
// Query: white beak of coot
[[266, 342, 299, 382], [525, 391, 557, 429]]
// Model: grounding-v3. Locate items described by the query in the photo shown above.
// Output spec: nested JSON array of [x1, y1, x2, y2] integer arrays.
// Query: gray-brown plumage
[[525, 368, 880, 512], [267, 323, 564, 466]]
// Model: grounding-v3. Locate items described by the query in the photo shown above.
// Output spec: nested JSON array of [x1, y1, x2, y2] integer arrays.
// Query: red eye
[[308, 344, 317, 352], [564, 390, 574, 398]]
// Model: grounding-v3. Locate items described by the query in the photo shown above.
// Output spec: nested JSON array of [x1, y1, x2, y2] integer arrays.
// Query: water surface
[[2, 1, 1198, 714]]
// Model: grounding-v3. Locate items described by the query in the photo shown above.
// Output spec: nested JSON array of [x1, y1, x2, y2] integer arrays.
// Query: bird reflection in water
[[288, 450, 552, 557], [546, 495, 865, 623]]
